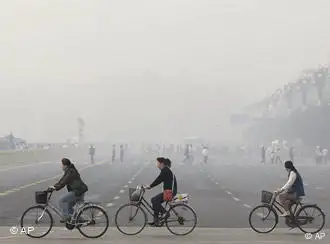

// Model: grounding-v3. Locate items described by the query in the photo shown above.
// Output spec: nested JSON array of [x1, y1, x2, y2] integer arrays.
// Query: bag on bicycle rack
[[35, 191, 48, 204], [163, 173, 176, 202]]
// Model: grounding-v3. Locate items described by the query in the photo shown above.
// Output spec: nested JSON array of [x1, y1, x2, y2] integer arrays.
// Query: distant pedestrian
[[322, 149, 328, 164], [261, 145, 266, 164], [112, 144, 116, 163], [289, 146, 294, 162], [315, 146, 322, 165]]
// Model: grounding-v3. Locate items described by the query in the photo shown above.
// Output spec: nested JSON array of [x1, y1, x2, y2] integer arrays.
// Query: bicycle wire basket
[[129, 188, 142, 202], [261, 190, 273, 204], [35, 191, 48, 204]]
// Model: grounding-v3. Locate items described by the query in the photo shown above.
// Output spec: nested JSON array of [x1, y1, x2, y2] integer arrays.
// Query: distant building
[[0, 134, 27, 150]]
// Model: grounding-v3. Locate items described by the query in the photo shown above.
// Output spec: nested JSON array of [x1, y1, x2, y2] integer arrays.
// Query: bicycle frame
[[134, 190, 163, 216], [268, 194, 302, 217], [39, 191, 89, 225]]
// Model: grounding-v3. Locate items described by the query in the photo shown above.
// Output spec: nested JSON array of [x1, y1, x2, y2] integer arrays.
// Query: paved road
[[0, 151, 328, 244]]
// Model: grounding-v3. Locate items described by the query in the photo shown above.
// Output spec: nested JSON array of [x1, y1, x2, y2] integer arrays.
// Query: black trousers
[[151, 191, 177, 217], [151, 193, 165, 217]]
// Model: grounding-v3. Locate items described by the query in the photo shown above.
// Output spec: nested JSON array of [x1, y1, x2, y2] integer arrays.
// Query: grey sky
[[1, 0, 329, 142]]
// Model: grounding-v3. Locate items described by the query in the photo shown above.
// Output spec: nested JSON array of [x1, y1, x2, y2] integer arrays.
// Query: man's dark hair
[[284, 160, 297, 173], [62, 158, 72, 166], [157, 157, 172, 167]]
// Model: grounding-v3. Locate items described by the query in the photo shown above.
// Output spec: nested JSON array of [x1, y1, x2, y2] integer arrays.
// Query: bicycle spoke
[[296, 206, 325, 234], [166, 204, 197, 236], [249, 205, 277, 234], [115, 204, 147, 235], [77, 206, 109, 239], [21, 206, 53, 238]]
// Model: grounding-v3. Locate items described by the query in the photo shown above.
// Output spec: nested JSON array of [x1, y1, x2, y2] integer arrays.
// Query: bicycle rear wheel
[[20, 205, 53, 238], [295, 205, 325, 234], [165, 203, 197, 236], [115, 203, 147, 235], [249, 205, 278, 234], [76, 205, 109, 238]]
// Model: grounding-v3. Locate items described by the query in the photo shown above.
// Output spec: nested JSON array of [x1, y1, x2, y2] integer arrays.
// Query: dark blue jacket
[[289, 170, 305, 198]]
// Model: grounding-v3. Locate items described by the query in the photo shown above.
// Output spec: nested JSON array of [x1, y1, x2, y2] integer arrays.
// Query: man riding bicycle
[[145, 157, 177, 226], [274, 161, 305, 217], [49, 158, 88, 222], [202, 146, 209, 164]]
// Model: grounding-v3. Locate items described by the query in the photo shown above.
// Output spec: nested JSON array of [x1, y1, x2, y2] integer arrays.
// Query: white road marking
[[0, 161, 54, 173], [243, 204, 252, 209], [233, 197, 240, 202], [215, 182, 219, 185], [124, 185, 128, 188], [132, 178, 135, 181], [304, 183, 309, 186], [106, 203, 114, 207], [315, 186, 323, 190], [128, 181, 132, 184], [0, 161, 106, 197], [226, 191, 232, 195], [0, 236, 17, 240], [119, 190, 125, 194], [114, 196, 120, 200]]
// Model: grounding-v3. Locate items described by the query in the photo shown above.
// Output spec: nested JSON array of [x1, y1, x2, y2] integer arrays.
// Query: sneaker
[[148, 216, 160, 226], [60, 216, 71, 223], [279, 212, 290, 217]]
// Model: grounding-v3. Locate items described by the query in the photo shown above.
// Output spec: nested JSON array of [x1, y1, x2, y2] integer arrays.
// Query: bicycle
[[20, 188, 109, 238], [115, 185, 197, 236], [249, 190, 325, 234]]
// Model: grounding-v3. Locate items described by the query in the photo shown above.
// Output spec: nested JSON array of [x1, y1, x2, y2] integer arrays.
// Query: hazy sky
[[1, 0, 330, 142]]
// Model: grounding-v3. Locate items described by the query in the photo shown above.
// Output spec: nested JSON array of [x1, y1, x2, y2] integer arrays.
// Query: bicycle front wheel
[[20, 205, 53, 238], [76, 205, 109, 239], [295, 205, 325, 234], [115, 203, 147, 235], [249, 205, 278, 234], [165, 203, 197, 236]]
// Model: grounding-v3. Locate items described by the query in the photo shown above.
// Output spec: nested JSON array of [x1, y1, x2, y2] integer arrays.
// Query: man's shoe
[[279, 212, 290, 217], [60, 217, 71, 223], [148, 216, 159, 226]]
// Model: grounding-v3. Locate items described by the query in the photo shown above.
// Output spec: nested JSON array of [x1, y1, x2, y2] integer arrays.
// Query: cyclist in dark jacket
[[50, 158, 88, 222], [146, 157, 177, 226]]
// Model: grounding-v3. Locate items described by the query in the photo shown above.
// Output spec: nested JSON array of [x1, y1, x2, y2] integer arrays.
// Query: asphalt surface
[[0, 151, 328, 244]]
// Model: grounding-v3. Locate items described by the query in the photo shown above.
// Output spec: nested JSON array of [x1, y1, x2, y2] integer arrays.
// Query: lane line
[[243, 204, 252, 209], [0, 161, 107, 197], [114, 196, 120, 200], [226, 191, 232, 195], [0, 236, 18, 240], [124, 185, 128, 188], [106, 203, 114, 207], [233, 197, 240, 202], [128, 181, 132, 184], [0, 161, 54, 173], [119, 190, 125, 194]]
